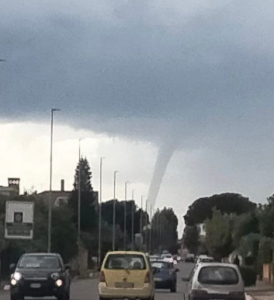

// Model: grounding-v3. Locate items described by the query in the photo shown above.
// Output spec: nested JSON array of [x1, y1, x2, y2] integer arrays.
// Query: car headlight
[[13, 272, 22, 281], [11, 279, 17, 286], [55, 279, 63, 287], [51, 273, 60, 280]]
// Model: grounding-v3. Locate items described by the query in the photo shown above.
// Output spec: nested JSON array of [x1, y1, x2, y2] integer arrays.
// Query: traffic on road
[[2, 250, 250, 300]]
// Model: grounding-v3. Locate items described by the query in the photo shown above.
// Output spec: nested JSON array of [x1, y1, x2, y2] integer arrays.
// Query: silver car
[[183, 263, 245, 300]]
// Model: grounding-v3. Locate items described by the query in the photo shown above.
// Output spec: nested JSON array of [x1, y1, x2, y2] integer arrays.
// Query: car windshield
[[19, 255, 59, 269], [104, 254, 146, 270], [151, 262, 172, 270], [198, 266, 239, 285]]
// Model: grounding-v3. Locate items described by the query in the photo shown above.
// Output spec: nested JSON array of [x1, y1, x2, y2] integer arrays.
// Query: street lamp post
[[149, 205, 153, 254], [145, 200, 148, 253], [140, 195, 144, 251], [112, 171, 118, 251], [124, 181, 129, 250], [78, 139, 82, 251], [48, 108, 60, 253], [98, 157, 104, 267], [131, 190, 135, 250]]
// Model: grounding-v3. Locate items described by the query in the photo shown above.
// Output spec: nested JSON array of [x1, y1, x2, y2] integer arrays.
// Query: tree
[[232, 213, 259, 248], [51, 206, 78, 263], [238, 233, 261, 261], [151, 208, 178, 253], [101, 199, 148, 249], [184, 193, 256, 226], [68, 158, 98, 232], [182, 226, 200, 254], [257, 202, 274, 238], [205, 209, 234, 260]]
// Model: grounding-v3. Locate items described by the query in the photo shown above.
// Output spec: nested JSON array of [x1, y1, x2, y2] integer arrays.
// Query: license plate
[[154, 278, 162, 282], [30, 283, 41, 288], [115, 282, 134, 288]]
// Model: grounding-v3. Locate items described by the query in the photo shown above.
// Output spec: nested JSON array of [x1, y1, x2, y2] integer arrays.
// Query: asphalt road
[[0, 262, 195, 300]]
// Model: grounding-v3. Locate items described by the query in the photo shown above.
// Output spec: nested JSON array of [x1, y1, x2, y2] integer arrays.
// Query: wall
[[263, 264, 274, 284]]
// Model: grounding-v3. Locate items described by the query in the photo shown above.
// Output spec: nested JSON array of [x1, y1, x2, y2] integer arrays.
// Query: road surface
[[0, 262, 195, 300]]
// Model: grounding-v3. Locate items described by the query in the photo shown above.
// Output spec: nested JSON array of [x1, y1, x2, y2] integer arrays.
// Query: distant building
[[37, 179, 98, 207], [0, 178, 20, 198], [38, 179, 71, 207]]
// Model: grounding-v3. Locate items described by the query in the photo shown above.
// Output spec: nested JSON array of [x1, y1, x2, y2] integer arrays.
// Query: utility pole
[[131, 190, 135, 250], [112, 171, 118, 251], [48, 108, 60, 253]]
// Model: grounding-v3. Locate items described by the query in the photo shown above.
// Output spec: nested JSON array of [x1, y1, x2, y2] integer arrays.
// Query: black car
[[10, 253, 70, 300], [151, 260, 178, 293], [185, 254, 195, 263]]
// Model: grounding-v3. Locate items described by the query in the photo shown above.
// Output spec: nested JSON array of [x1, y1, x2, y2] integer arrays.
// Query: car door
[[185, 266, 195, 300]]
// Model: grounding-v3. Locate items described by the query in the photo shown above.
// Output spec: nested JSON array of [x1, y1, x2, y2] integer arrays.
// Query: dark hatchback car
[[151, 260, 178, 293], [10, 253, 70, 300]]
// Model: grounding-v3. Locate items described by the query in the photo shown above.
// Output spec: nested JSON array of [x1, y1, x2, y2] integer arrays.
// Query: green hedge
[[240, 266, 257, 287]]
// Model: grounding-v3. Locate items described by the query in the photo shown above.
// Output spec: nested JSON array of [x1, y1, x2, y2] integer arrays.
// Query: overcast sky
[[1, 0, 274, 234]]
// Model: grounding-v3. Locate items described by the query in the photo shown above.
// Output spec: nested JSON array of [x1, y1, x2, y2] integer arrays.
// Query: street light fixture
[[48, 108, 60, 253], [112, 170, 118, 250]]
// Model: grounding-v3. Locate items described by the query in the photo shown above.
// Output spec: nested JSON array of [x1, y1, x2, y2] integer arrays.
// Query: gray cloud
[[2, 0, 274, 203]]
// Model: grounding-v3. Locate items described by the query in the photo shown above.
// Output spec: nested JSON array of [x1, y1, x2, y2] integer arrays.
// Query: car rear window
[[198, 266, 239, 285], [104, 254, 146, 270], [19, 255, 59, 269]]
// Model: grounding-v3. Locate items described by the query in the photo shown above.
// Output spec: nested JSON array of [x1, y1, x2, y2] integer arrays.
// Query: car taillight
[[144, 271, 150, 283], [229, 291, 245, 298], [99, 271, 106, 283], [191, 290, 208, 297]]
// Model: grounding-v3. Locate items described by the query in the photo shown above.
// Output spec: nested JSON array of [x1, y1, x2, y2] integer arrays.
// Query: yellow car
[[98, 251, 155, 300]]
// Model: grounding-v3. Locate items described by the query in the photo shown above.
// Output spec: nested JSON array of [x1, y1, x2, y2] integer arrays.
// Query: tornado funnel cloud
[[147, 142, 177, 207]]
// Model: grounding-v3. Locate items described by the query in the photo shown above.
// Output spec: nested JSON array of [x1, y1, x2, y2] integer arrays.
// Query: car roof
[[23, 253, 59, 256], [197, 262, 238, 269], [106, 251, 146, 255]]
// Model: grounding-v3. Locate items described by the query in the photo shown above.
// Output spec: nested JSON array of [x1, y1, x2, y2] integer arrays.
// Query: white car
[[183, 262, 245, 300], [196, 255, 214, 264], [161, 253, 173, 263], [149, 255, 160, 262]]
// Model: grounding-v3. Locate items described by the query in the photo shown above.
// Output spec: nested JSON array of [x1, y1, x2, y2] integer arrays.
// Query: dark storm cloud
[[1, 0, 274, 145]]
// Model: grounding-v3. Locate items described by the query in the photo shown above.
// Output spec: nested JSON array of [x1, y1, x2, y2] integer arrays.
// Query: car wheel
[[170, 284, 177, 293], [58, 292, 67, 300], [99, 297, 108, 300]]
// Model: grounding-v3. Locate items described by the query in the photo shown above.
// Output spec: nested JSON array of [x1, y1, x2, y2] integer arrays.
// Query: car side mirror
[[65, 264, 70, 271], [182, 276, 189, 282], [9, 263, 16, 271]]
